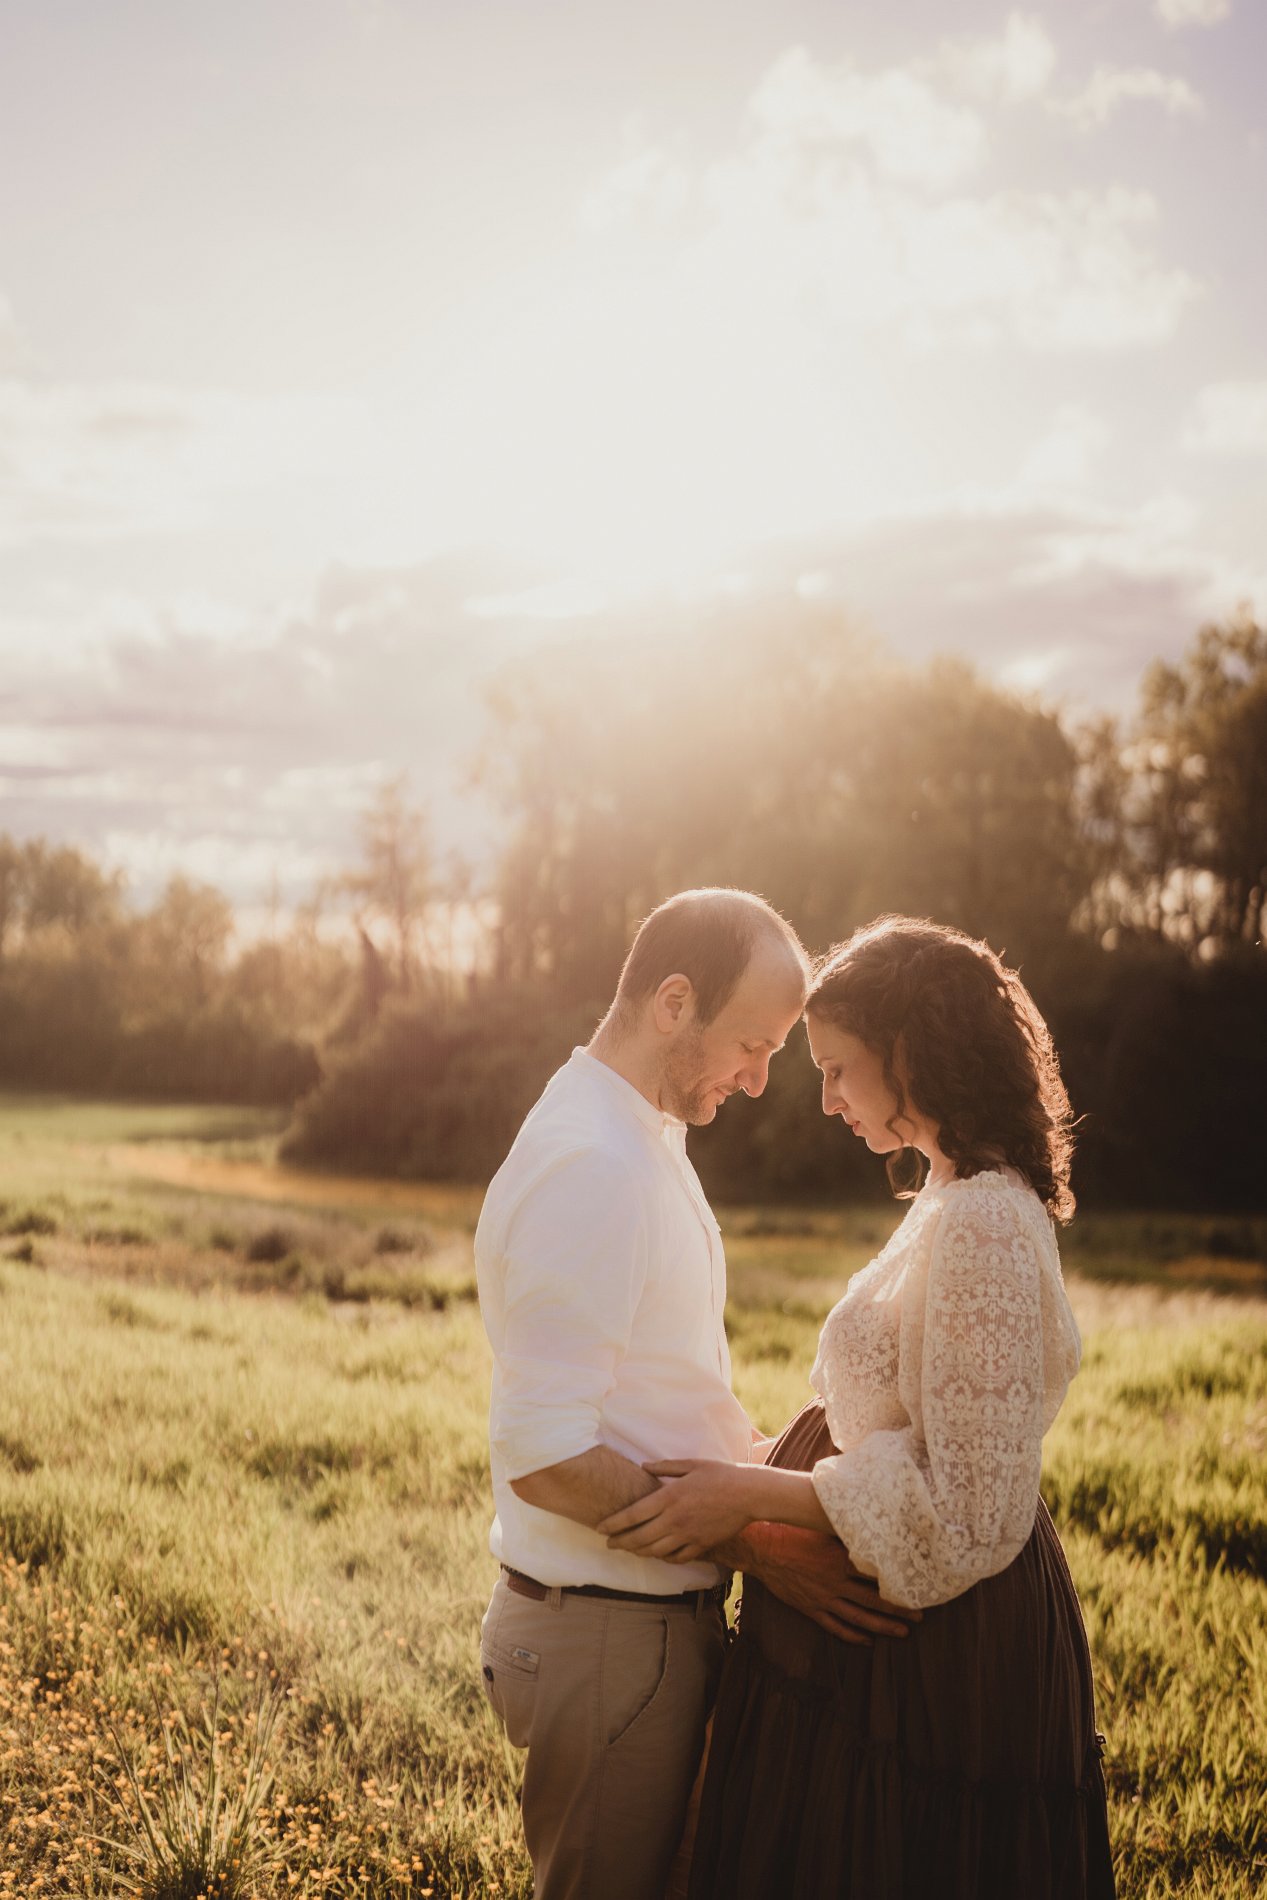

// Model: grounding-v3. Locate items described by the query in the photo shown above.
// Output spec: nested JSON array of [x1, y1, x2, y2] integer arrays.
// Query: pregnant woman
[[601, 915, 1116, 1899]]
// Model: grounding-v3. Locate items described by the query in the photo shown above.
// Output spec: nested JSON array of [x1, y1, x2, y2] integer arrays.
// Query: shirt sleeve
[[810, 1186, 1051, 1608], [492, 1147, 649, 1482]]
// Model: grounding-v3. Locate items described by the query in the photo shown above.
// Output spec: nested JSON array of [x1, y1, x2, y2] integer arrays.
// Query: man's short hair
[[613, 888, 808, 1027]]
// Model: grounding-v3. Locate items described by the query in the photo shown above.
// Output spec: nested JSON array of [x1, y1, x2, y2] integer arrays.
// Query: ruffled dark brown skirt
[[688, 1401, 1116, 1900]]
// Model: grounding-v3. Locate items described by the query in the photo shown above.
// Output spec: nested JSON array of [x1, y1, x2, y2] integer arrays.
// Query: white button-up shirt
[[476, 1047, 752, 1592]]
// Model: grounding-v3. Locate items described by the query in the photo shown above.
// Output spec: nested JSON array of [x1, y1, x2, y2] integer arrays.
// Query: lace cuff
[[811, 1431, 1037, 1608]]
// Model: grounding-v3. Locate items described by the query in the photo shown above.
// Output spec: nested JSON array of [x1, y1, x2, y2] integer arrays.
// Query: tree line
[[2, 609, 1264, 1207], [0, 846, 322, 1103], [287, 607, 1267, 1210]]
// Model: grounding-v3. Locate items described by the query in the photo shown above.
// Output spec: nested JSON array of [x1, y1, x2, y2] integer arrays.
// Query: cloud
[[585, 47, 1202, 355], [1019, 405, 1111, 490], [580, 140, 691, 232], [703, 164, 1197, 350], [938, 12, 1058, 104], [98, 825, 336, 914], [1182, 381, 1267, 453], [0, 342, 359, 553], [1156, 0, 1231, 27], [0, 553, 536, 904], [0, 379, 209, 546], [1054, 65, 1204, 129], [0, 294, 23, 373], [466, 577, 608, 620], [764, 491, 1261, 711], [749, 45, 987, 188]]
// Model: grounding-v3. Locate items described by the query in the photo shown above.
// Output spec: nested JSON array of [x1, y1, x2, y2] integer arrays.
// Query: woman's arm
[[810, 1187, 1051, 1608], [598, 1458, 833, 1563]]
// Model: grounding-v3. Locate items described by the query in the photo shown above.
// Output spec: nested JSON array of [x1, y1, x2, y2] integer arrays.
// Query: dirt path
[[104, 1144, 480, 1223]]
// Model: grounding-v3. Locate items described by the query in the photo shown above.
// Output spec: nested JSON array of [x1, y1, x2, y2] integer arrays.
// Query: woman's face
[[806, 1013, 917, 1155]]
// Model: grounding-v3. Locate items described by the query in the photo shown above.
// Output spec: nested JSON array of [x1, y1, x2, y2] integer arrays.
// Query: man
[[476, 888, 913, 1900]]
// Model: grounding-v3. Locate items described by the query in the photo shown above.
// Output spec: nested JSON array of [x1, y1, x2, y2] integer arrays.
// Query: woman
[[600, 916, 1116, 1900]]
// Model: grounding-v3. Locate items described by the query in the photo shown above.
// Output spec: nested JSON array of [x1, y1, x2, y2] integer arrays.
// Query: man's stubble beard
[[660, 1027, 719, 1126]]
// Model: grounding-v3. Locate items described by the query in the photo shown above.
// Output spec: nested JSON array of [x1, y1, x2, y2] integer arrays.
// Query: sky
[[1, 0, 1265, 915]]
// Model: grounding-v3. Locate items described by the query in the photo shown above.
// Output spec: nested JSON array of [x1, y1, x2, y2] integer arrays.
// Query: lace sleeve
[[811, 1183, 1053, 1608]]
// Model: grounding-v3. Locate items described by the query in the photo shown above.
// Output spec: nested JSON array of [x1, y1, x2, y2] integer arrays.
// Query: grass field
[[0, 1096, 1264, 1897]]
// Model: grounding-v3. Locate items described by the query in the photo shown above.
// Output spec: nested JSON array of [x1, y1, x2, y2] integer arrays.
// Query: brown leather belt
[[501, 1565, 724, 1610]]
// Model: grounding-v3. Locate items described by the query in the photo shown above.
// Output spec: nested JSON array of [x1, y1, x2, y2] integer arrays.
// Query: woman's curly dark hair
[[807, 915, 1076, 1223]]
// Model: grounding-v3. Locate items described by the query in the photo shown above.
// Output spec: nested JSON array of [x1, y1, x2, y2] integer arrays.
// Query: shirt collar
[[568, 1046, 681, 1139]]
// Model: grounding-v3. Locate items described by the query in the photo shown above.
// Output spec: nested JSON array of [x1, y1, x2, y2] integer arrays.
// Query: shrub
[[244, 1226, 295, 1264], [282, 992, 598, 1183]]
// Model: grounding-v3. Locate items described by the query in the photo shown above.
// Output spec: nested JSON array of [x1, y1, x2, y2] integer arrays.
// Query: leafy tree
[[229, 921, 350, 1037], [133, 875, 235, 1008], [20, 841, 123, 941], [834, 658, 1089, 965], [1100, 612, 1267, 952], [0, 836, 29, 959], [338, 776, 432, 990], [477, 608, 1094, 1001], [1070, 716, 1134, 946]]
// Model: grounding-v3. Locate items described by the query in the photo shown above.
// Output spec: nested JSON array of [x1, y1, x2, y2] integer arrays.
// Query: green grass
[[0, 1092, 287, 1153], [0, 1096, 1263, 1896]]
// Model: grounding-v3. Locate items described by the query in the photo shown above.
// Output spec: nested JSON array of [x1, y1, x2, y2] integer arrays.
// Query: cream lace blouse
[[809, 1170, 1081, 1610]]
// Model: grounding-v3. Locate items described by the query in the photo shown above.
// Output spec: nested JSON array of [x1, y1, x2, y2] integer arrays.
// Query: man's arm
[[494, 1151, 650, 1491], [510, 1446, 658, 1527]]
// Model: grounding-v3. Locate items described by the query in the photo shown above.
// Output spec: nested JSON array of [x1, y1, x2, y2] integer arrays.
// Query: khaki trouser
[[479, 1575, 727, 1900]]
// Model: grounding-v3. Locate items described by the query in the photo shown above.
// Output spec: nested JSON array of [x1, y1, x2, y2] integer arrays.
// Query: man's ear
[[652, 973, 694, 1034]]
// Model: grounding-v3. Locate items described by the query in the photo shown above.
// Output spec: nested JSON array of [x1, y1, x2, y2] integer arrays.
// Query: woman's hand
[[597, 1460, 759, 1563]]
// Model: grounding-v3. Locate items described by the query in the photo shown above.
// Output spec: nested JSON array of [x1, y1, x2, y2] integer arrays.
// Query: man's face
[[659, 944, 806, 1125]]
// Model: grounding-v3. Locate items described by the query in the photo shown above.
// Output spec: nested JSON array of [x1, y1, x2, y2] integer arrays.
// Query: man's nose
[[741, 1054, 772, 1098]]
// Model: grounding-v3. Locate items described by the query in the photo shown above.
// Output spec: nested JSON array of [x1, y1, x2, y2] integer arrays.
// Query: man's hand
[[727, 1522, 921, 1646]]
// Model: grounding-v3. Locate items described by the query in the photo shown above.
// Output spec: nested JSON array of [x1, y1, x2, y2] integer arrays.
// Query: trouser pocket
[[480, 1587, 542, 1750], [602, 1611, 669, 1748]]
